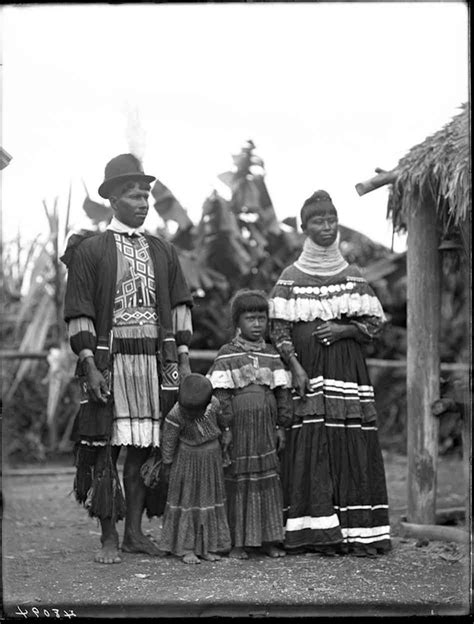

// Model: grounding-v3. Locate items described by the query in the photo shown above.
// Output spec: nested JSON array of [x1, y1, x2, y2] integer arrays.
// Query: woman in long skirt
[[269, 190, 391, 557]]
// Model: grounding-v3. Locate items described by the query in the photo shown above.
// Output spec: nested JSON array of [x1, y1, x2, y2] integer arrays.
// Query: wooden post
[[406, 194, 441, 524], [461, 213, 472, 520]]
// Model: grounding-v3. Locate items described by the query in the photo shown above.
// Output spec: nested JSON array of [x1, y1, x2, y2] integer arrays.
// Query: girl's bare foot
[[94, 539, 122, 564], [229, 547, 248, 560], [182, 553, 200, 564], [262, 543, 286, 558], [201, 552, 222, 562]]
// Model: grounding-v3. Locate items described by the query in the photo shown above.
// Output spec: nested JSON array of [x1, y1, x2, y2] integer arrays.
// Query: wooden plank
[[406, 196, 441, 524], [3, 467, 76, 477], [0, 351, 49, 360]]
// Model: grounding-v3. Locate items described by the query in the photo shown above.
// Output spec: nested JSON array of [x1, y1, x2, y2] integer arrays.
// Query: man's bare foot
[[122, 533, 167, 557], [182, 553, 200, 564], [229, 547, 248, 560], [262, 543, 286, 558], [201, 552, 222, 562], [94, 541, 122, 564]]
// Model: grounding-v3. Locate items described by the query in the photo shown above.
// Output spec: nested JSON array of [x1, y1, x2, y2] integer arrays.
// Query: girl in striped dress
[[269, 190, 391, 557], [207, 290, 293, 559], [159, 374, 231, 564]]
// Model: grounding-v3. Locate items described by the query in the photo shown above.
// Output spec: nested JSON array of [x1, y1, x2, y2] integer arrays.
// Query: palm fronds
[[2, 192, 74, 446], [4, 292, 56, 403], [151, 178, 193, 231]]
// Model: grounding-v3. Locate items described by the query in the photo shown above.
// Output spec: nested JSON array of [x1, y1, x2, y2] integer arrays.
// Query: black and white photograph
[[0, 1, 471, 619]]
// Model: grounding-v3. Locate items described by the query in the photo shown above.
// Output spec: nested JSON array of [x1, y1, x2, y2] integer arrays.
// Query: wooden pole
[[406, 193, 441, 524], [52, 196, 63, 346], [355, 168, 398, 196], [64, 181, 72, 242]]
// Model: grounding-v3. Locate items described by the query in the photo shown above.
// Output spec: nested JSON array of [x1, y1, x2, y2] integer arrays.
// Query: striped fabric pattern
[[281, 418, 391, 552], [110, 234, 161, 448], [293, 376, 375, 402], [68, 317, 97, 356], [207, 341, 292, 390], [280, 418, 344, 549], [111, 320, 160, 447]]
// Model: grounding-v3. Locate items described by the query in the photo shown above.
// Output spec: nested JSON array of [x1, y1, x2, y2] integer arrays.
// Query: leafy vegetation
[[2, 142, 468, 463]]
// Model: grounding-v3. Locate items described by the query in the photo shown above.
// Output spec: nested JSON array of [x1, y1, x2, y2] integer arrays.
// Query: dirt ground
[[1, 451, 471, 619]]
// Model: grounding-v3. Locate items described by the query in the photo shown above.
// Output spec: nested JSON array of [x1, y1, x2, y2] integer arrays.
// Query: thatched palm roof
[[387, 103, 470, 234]]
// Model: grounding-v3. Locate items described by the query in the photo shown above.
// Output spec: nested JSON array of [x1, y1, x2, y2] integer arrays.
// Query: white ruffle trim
[[269, 293, 386, 323], [111, 418, 160, 447], [207, 366, 292, 390]]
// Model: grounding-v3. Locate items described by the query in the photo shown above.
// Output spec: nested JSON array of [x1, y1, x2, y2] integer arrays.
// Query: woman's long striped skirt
[[282, 322, 391, 555]]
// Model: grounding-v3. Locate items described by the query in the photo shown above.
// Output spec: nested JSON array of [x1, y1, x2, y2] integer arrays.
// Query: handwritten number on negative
[[15, 606, 29, 618], [15, 606, 77, 619]]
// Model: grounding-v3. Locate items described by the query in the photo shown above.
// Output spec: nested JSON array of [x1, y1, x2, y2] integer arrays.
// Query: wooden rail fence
[[0, 350, 470, 372]]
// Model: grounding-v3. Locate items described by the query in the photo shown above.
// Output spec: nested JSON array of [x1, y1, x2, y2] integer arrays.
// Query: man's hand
[[178, 352, 192, 381], [289, 356, 311, 400], [84, 357, 110, 404], [275, 428, 286, 453]]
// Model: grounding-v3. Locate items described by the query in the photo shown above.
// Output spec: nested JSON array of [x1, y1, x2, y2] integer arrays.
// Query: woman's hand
[[289, 356, 312, 400], [221, 428, 232, 454], [161, 462, 171, 484], [312, 321, 358, 346], [275, 428, 286, 453]]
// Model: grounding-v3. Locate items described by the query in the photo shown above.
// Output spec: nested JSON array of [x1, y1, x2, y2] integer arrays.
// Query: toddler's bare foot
[[201, 552, 222, 562], [229, 547, 248, 560], [122, 533, 167, 557], [262, 543, 286, 558], [183, 553, 200, 564], [94, 540, 122, 564]]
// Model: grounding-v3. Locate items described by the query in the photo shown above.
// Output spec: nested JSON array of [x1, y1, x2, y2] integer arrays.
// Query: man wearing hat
[[62, 154, 193, 564]]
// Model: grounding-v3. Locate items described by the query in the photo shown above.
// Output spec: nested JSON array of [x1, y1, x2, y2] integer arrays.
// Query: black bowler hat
[[178, 374, 213, 411], [98, 153, 156, 199]]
